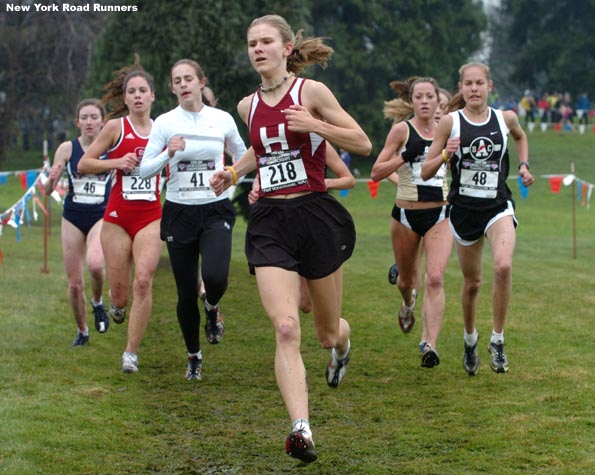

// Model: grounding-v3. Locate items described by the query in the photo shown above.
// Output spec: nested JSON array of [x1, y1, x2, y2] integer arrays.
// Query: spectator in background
[[339, 147, 352, 170], [537, 93, 549, 131], [575, 92, 591, 134], [547, 92, 561, 124], [505, 96, 517, 113], [519, 89, 536, 132], [560, 92, 574, 132]]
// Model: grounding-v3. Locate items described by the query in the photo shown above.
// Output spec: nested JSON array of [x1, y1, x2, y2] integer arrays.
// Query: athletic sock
[[292, 418, 312, 439], [464, 329, 478, 346], [334, 339, 351, 361], [490, 330, 504, 345]]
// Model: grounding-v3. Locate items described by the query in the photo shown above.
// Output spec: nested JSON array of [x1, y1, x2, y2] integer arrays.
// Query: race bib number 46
[[72, 176, 107, 204], [259, 150, 308, 193]]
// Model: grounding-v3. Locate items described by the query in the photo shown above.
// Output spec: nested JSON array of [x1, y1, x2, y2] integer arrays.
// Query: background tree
[[3, 0, 488, 164], [0, 6, 105, 165], [85, 0, 486, 158], [489, 0, 595, 99], [309, 0, 486, 156], [84, 0, 311, 120]]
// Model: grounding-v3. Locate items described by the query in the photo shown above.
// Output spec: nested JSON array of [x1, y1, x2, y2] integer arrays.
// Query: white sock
[[335, 339, 351, 361], [292, 419, 312, 438], [188, 351, 202, 359], [204, 299, 218, 312], [92, 297, 103, 306], [491, 331, 504, 345], [464, 329, 478, 346]]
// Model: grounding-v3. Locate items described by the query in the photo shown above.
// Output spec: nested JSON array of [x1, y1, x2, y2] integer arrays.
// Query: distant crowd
[[489, 90, 592, 133]]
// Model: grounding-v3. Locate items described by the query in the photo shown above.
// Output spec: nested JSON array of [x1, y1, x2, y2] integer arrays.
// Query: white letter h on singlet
[[260, 124, 288, 154]]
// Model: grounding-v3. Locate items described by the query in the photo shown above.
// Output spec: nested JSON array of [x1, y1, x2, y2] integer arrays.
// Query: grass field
[[1, 129, 594, 474]]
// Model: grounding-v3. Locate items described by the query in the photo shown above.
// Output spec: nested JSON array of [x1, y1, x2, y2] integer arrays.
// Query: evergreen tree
[[489, 0, 595, 98]]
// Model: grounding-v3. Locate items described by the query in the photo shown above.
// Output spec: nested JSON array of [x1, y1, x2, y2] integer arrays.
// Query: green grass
[[1, 129, 595, 474]]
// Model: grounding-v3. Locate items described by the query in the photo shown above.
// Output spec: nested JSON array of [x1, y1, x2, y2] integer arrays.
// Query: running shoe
[[109, 303, 126, 324], [325, 345, 350, 388], [285, 430, 317, 463], [185, 354, 203, 381], [421, 343, 440, 368], [204, 306, 224, 344], [463, 340, 480, 376], [397, 289, 417, 333], [388, 263, 399, 285], [488, 341, 509, 373], [121, 351, 138, 373], [92, 302, 110, 333], [72, 331, 89, 347]]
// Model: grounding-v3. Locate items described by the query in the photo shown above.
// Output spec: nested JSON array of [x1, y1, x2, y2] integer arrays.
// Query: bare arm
[[421, 115, 459, 181], [386, 172, 400, 186], [370, 122, 407, 182], [210, 147, 257, 196], [44, 141, 72, 195], [505, 110, 534, 186], [286, 80, 372, 156], [78, 119, 139, 174], [325, 144, 355, 190]]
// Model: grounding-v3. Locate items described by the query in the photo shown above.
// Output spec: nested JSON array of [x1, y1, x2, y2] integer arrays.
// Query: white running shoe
[[398, 289, 417, 333], [109, 303, 126, 324], [121, 351, 138, 373], [325, 344, 351, 388]]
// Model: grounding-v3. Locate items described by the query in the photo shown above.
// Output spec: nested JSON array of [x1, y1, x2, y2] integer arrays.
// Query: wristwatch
[[518, 161, 530, 170]]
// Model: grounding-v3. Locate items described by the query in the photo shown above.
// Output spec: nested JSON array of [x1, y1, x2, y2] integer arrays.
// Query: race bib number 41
[[177, 160, 216, 200], [259, 150, 308, 193]]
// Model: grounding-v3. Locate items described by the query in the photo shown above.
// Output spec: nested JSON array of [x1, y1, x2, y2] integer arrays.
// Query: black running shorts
[[245, 192, 356, 279]]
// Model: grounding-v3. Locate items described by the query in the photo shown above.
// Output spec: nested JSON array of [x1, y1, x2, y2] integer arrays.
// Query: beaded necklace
[[259, 73, 294, 93]]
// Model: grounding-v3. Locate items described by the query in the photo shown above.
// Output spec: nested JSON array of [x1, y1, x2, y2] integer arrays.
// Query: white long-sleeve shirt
[[140, 105, 247, 205]]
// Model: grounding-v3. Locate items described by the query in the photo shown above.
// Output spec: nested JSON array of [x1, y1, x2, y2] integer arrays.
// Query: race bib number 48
[[460, 169, 498, 199]]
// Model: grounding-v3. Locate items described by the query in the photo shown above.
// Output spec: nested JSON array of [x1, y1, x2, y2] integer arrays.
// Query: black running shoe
[[72, 332, 89, 347], [204, 306, 224, 344], [92, 303, 109, 333], [285, 430, 317, 463], [463, 340, 480, 376], [488, 342, 509, 373], [185, 354, 203, 381], [388, 263, 399, 285], [421, 343, 440, 368]]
